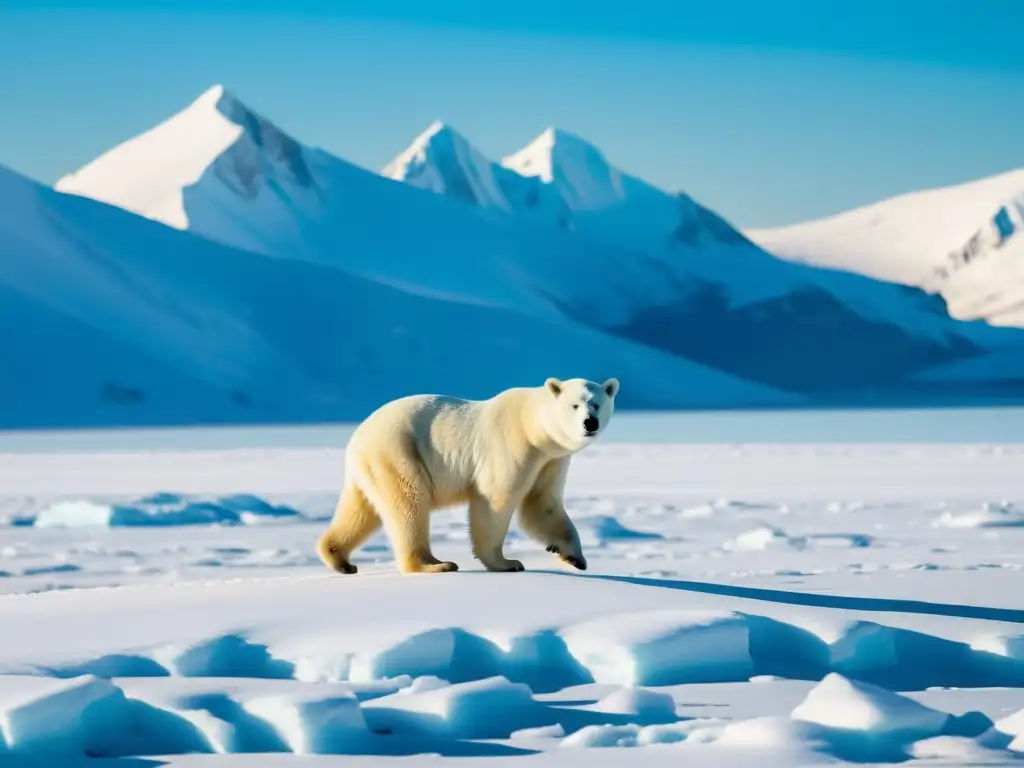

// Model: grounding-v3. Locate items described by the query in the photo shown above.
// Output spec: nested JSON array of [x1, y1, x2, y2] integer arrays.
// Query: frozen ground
[[1, 424, 1023, 766]]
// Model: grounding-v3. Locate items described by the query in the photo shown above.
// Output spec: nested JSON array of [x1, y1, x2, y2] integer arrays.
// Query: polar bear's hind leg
[[316, 483, 381, 574]]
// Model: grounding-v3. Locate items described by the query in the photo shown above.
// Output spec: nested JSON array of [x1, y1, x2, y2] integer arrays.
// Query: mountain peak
[[381, 122, 513, 209], [500, 126, 611, 186], [500, 127, 624, 212], [540, 126, 598, 150], [418, 120, 460, 142], [170, 84, 301, 156], [184, 84, 247, 122], [384, 120, 472, 178], [193, 83, 229, 106], [55, 84, 317, 232]]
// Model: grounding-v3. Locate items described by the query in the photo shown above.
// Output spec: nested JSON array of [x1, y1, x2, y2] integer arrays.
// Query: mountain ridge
[[3, 161, 801, 429], [746, 168, 1024, 328], [48, 85, 1024, 403]]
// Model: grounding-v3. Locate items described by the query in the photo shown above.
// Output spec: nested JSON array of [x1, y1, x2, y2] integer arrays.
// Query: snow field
[[0, 570, 1022, 761], [0, 439, 1023, 765]]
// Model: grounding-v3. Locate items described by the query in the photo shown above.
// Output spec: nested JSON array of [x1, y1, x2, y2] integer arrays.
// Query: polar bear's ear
[[602, 378, 620, 398], [545, 378, 563, 397]]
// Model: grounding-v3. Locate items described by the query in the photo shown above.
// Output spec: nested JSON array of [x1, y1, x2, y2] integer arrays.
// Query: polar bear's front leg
[[468, 492, 525, 572], [518, 458, 586, 570]]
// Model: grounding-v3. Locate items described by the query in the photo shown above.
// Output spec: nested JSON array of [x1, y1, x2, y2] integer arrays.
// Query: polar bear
[[316, 376, 619, 575]]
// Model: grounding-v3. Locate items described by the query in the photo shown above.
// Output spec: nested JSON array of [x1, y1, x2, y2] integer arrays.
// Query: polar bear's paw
[[482, 558, 525, 573], [546, 545, 587, 571], [401, 558, 461, 574], [428, 561, 461, 573]]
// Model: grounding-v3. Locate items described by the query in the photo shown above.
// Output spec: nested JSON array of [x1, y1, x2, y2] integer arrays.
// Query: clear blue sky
[[2, 0, 1023, 227]]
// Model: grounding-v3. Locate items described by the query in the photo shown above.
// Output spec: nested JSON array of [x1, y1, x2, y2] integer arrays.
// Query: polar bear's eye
[[593, 404, 600, 411], [572, 404, 579, 410]]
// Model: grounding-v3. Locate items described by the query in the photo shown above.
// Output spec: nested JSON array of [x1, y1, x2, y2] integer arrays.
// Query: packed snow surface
[[1, 429, 1023, 766]]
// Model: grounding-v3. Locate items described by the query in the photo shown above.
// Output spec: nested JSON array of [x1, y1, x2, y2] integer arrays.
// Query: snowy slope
[[913, 339, 1024, 391], [747, 170, 1024, 327], [1, 163, 799, 429], [55, 86, 1024, 399], [0, 166, 265, 428]]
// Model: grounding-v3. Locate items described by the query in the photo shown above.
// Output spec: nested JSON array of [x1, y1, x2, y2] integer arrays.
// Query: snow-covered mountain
[[381, 121, 519, 212], [1, 162, 800, 428], [54, 86, 1024, 401], [747, 170, 1024, 327], [383, 122, 744, 254], [381, 116, 1024, 391]]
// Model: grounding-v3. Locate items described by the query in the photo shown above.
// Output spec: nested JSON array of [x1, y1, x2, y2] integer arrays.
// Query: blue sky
[[2, 0, 1023, 227]]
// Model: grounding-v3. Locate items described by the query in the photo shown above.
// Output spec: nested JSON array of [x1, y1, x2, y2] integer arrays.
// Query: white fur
[[316, 377, 619, 574]]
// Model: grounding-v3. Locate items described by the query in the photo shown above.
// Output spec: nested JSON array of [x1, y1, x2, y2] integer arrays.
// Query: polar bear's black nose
[[583, 416, 599, 433]]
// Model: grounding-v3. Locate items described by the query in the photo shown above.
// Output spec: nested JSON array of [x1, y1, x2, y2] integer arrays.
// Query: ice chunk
[[791, 673, 949, 740], [348, 627, 502, 684], [723, 525, 798, 552], [360, 675, 542, 740], [0, 675, 124, 754], [242, 690, 368, 754], [32, 494, 299, 528], [934, 501, 1024, 529], [151, 634, 293, 679], [971, 632, 1024, 660], [561, 610, 752, 685]]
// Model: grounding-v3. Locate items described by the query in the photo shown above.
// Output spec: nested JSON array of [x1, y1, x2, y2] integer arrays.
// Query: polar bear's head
[[541, 376, 620, 451]]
